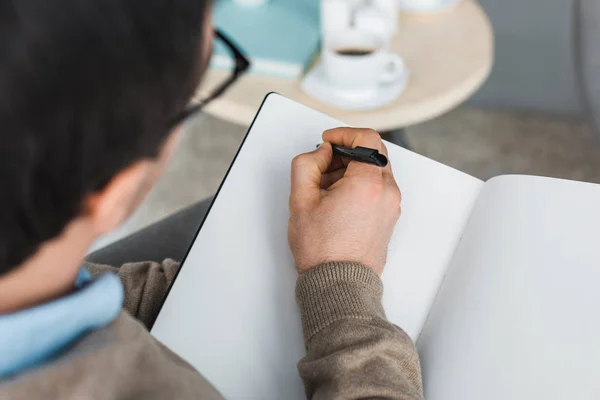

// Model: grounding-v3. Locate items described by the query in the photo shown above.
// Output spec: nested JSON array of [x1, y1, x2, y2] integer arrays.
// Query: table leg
[[381, 128, 411, 149]]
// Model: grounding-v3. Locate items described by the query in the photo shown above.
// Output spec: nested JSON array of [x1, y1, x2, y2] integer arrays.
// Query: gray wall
[[468, 0, 580, 114]]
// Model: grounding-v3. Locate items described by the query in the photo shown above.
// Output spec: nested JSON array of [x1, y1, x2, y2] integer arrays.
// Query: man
[[0, 1, 423, 399]]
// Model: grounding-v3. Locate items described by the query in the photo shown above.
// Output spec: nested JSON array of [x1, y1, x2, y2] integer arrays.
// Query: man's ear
[[83, 161, 152, 235]]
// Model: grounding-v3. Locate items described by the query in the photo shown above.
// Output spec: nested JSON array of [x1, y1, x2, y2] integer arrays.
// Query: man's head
[[0, 0, 212, 280]]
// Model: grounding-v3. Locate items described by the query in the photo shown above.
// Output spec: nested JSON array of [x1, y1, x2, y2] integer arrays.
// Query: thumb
[[290, 143, 333, 202]]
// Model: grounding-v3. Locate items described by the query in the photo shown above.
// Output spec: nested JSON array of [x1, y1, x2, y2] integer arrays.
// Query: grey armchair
[[575, 0, 600, 138]]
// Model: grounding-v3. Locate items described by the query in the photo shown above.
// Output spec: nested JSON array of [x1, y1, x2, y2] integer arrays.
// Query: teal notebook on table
[[211, 0, 320, 79]]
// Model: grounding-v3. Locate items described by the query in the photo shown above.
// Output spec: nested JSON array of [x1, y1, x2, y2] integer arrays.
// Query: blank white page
[[418, 175, 600, 400], [151, 93, 482, 400]]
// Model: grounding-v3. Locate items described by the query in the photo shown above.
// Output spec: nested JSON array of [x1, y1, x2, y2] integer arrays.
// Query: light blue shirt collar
[[0, 269, 123, 378]]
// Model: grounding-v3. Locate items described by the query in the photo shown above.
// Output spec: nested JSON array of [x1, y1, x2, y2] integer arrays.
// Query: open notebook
[[152, 93, 600, 400]]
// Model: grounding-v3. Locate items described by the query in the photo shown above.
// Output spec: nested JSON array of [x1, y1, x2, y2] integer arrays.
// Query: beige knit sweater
[[0, 260, 423, 399]]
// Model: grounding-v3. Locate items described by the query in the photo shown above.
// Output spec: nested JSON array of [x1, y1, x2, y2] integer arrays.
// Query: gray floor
[[408, 108, 600, 182], [90, 107, 600, 251]]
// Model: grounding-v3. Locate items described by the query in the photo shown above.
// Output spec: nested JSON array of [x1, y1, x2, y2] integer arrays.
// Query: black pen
[[317, 144, 388, 167]]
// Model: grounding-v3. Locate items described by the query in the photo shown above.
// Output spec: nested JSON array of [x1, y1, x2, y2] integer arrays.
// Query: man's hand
[[288, 128, 401, 276]]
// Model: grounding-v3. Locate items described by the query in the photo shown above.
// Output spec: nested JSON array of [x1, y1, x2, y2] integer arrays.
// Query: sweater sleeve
[[296, 262, 424, 400], [84, 259, 180, 329]]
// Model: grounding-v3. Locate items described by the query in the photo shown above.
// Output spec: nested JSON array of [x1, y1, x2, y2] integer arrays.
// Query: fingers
[[323, 127, 383, 151], [323, 127, 383, 178], [290, 142, 333, 206], [320, 168, 345, 189], [327, 155, 350, 172]]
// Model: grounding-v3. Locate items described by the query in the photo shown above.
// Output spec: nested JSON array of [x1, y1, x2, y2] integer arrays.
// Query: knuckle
[[291, 153, 311, 169], [291, 153, 306, 165], [355, 129, 382, 148], [362, 128, 381, 139]]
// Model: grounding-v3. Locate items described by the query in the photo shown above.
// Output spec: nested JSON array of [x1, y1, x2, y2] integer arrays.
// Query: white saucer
[[301, 63, 409, 111]]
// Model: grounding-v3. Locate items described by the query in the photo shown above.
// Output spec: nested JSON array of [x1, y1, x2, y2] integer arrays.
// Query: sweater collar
[[0, 269, 123, 378]]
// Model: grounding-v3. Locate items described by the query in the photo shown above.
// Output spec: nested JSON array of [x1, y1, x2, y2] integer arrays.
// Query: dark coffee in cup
[[335, 48, 375, 57], [323, 31, 405, 90]]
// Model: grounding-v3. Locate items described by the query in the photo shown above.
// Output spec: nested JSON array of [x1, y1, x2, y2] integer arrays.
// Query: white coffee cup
[[322, 31, 405, 92]]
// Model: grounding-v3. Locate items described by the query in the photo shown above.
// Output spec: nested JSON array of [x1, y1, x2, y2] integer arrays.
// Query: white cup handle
[[379, 54, 405, 84]]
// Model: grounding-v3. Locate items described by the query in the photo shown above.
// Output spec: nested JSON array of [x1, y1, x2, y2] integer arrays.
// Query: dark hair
[[0, 0, 209, 275]]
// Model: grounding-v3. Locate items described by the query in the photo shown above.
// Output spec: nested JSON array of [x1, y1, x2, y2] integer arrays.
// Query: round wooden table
[[195, 0, 494, 132]]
